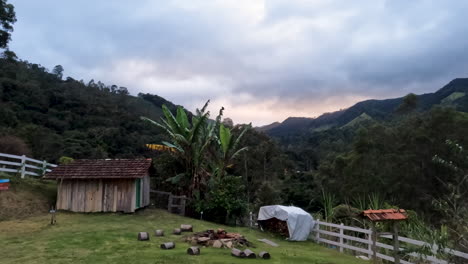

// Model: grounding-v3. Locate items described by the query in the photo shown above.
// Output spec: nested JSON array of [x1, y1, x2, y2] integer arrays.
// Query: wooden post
[[180, 196, 186, 216], [371, 223, 377, 264], [315, 220, 320, 242], [393, 222, 400, 264], [367, 228, 373, 260], [20, 155, 26, 178], [167, 194, 173, 212], [339, 223, 344, 253], [42, 160, 47, 176]]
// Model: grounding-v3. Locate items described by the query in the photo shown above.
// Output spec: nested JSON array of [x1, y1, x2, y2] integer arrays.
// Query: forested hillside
[[0, 57, 184, 162], [263, 78, 468, 140]]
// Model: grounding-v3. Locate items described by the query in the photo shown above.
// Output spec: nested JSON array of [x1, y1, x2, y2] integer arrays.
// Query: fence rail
[[0, 152, 57, 178], [313, 220, 468, 264]]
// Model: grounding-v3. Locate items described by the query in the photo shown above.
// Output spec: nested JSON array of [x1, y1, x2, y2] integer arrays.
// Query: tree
[[433, 140, 468, 252], [141, 101, 215, 196], [52, 65, 64, 79], [0, 0, 16, 49], [216, 123, 250, 179]]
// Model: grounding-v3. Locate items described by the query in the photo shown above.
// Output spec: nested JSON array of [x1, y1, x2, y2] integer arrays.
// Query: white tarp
[[257, 205, 315, 241]]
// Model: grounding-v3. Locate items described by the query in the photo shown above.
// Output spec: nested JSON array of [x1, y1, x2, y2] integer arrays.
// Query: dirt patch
[[0, 175, 56, 221]]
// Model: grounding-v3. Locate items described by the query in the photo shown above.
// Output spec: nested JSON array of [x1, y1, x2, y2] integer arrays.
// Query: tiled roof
[[44, 159, 151, 179], [361, 209, 408, 221]]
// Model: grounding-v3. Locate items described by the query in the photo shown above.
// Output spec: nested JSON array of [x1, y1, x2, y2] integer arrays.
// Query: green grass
[[0, 209, 366, 264], [441, 92, 465, 105]]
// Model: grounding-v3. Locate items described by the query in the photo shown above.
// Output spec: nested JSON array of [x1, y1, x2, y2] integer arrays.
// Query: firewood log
[[231, 248, 246, 258], [181, 224, 193, 232], [243, 249, 256, 258], [137, 232, 149, 241], [259, 251, 271, 259], [187, 246, 200, 255], [160, 242, 175, 249]]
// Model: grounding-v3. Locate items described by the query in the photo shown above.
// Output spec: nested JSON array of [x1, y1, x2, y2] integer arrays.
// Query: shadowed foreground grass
[[0, 209, 366, 264]]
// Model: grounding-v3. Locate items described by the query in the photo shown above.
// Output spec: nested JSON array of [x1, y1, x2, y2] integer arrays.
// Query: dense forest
[[1, 0, 468, 256]]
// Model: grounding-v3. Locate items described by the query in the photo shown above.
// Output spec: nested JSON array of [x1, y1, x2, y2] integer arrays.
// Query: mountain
[[260, 78, 468, 137], [0, 58, 183, 162]]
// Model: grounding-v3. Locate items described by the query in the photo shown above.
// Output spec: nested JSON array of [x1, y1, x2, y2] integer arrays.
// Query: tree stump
[[231, 248, 246, 258], [155, 230, 164, 236], [187, 246, 200, 255], [137, 232, 150, 241], [161, 242, 175, 249], [181, 224, 193, 232], [173, 228, 181, 235], [243, 249, 256, 258], [259, 251, 271, 259]]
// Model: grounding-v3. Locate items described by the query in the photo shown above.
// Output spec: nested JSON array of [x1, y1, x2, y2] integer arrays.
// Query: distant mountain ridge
[[259, 78, 468, 137]]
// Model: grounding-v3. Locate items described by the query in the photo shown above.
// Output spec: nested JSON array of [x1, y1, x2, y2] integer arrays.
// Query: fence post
[[180, 196, 186, 216], [42, 160, 47, 176], [315, 220, 320, 242], [20, 155, 26, 178], [339, 223, 344, 253], [367, 229, 373, 260], [167, 194, 173, 212], [371, 223, 377, 264], [393, 222, 400, 264]]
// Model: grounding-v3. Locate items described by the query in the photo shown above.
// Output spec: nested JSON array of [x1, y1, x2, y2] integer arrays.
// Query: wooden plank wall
[[56, 178, 138, 213], [142, 175, 151, 207]]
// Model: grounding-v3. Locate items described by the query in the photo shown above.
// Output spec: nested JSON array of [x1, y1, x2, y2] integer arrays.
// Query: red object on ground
[[361, 209, 408, 221], [0, 182, 9, 190]]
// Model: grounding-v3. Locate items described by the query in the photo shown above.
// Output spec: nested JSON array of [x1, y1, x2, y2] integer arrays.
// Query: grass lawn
[[0, 209, 366, 264]]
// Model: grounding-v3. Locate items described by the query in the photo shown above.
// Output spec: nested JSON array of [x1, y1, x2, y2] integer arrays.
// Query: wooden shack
[[44, 159, 152, 213]]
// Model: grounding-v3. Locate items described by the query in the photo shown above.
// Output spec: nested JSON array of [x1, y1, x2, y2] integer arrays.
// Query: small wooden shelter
[[44, 159, 152, 213], [360, 209, 408, 264]]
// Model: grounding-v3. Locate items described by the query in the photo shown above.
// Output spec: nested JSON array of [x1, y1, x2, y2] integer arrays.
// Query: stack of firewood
[[185, 229, 252, 248], [258, 218, 289, 237]]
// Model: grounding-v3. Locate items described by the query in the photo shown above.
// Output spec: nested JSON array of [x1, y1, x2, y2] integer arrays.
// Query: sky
[[8, 0, 468, 125]]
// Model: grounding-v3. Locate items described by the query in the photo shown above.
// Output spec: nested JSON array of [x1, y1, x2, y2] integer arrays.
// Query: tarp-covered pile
[[258, 205, 315, 241]]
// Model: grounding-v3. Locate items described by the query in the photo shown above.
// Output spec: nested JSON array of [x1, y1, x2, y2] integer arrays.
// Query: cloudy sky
[[8, 0, 468, 125]]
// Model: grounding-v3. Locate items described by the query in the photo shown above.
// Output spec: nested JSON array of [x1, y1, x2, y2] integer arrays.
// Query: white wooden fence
[[0, 152, 57, 178], [313, 220, 468, 264]]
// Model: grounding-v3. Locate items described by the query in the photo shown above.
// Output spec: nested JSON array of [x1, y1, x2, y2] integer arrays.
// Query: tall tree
[[0, 0, 16, 49], [52, 65, 64, 79]]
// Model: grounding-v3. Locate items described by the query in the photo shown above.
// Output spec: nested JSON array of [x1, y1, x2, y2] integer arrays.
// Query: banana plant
[[216, 123, 250, 179], [141, 101, 214, 196]]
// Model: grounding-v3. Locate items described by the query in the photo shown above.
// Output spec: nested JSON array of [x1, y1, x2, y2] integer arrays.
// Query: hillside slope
[[0, 58, 184, 162], [0, 173, 56, 221], [262, 78, 468, 137]]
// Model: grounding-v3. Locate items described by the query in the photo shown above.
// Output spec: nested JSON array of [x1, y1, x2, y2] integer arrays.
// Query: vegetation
[[0, 209, 366, 264], [143, 101, 251, 223], [0, 173, 56, 221]]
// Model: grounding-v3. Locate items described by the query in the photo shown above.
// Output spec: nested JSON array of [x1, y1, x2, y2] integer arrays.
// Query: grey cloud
[[8, 0, 468, 125]]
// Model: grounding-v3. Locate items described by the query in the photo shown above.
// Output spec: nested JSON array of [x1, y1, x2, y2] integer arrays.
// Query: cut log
[[160, 242, 175, 249], [173, 228, 181, 235], [212, 240, 223, 248], [243, 249, 256, 258], [137, 232, 150, 241], [155, 230, 164, 236], [187, 246, 200, 255], [259, 251, 271, 259], [231, 248, 246, 258], [181, 224, 193, 232]]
